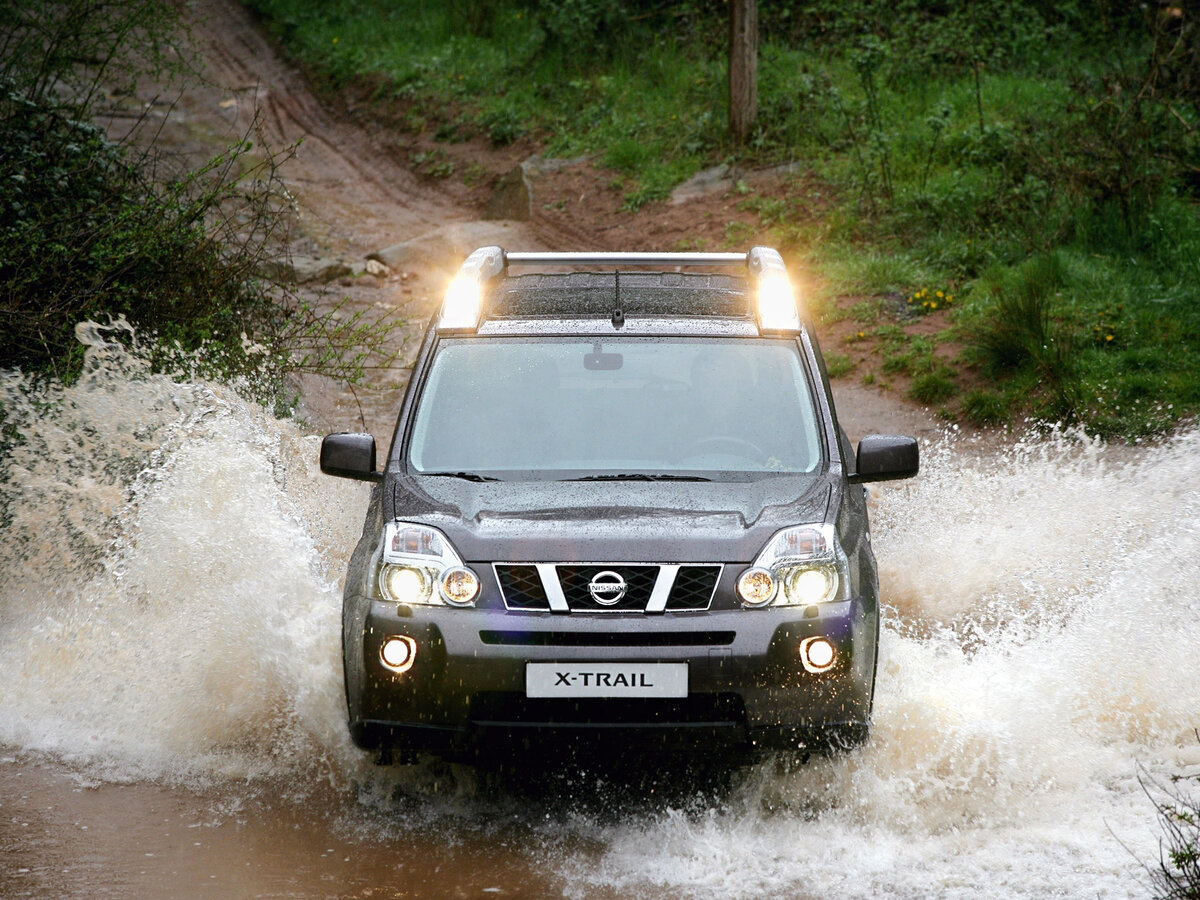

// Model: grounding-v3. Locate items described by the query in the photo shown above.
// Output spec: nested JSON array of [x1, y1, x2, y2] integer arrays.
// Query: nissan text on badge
[[320, 247, 919, 766]]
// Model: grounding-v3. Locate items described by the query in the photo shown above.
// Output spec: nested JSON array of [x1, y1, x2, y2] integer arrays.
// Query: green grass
[[242, 0, 1200, 437], [962, 390, 1011, 427], [955, 200, 1200, 435], [824, 353, 855, 379]]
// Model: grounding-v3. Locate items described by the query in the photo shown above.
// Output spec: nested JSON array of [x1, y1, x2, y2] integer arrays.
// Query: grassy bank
[[244, 0, 1200, 437]]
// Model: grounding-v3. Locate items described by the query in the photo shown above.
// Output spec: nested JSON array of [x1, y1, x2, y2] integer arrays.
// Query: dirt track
[[177, 0, 466, 250], [100, 0, 942, 448]]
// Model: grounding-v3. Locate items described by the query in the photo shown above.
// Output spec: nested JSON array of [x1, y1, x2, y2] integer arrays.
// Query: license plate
[[526, 662, 688, 698]]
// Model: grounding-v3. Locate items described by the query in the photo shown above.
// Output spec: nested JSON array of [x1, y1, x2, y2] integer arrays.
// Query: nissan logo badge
[[588, 570, 627, 605]]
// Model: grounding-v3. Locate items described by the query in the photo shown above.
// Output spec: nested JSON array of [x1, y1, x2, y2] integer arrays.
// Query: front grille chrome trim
[[535, 563, 570, 612], [645, 564, 679, 614]]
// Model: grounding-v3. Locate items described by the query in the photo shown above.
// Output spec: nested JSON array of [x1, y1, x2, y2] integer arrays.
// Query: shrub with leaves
[[1143, 743, 1200, 900], [0, 0, 398, 395]]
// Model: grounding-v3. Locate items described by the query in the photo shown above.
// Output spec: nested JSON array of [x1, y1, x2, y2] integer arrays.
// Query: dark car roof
[[486, 271, 753, 320], [468, 271, 813, 339]]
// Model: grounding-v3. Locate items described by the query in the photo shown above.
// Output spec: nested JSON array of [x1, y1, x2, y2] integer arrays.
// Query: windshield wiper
[[566, 473, 712, 482], [422, 471, 500, 482]]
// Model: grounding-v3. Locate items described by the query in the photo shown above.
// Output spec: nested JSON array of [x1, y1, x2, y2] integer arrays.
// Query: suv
[[320, 247, 918, 765]]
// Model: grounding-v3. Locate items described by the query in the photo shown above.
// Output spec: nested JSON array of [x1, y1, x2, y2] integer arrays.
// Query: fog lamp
[[800, 636, 837, 673], [380, 635, 417, 673], [737, 567, 777, 608], [439, 566, 480, 607]]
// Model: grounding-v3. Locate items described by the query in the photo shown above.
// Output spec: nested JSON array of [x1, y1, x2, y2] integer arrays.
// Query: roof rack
[[503, 251, 748, 268], [438, 246, 801, 334]]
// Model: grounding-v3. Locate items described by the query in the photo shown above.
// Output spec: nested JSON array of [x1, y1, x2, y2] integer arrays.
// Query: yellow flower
[[947, 294, 954, 302], [332, 36, 339, 43], [930, 302, 938, 310], [936, 290, 944, 298], [1105, 334, 1114, 342]]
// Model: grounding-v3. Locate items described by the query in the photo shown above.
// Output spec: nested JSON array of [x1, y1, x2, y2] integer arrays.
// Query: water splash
[[2, 327, 1198, 897], [558, 427, 1200, 899], [0, 323, 369, 785]]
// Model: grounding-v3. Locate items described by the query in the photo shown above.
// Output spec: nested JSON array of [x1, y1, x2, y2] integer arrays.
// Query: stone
[[520, 154, 590, 177], [255, 255, 352, 284], [484, 165, 532, 221], [670, 165, 735, 206], [367, 220, 543, 274]]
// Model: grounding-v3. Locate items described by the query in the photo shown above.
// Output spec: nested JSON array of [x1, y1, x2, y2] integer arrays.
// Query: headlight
[[736, 567, 777, 607], [779, 564, 839, 606], [377, 522, 479, 607], [439, 566, 480, 606], [381, 565, 432, 604], [742, 523, 847, 609]]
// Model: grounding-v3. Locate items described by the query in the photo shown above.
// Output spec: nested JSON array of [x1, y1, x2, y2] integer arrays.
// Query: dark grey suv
[[320, 247, 918, 765]]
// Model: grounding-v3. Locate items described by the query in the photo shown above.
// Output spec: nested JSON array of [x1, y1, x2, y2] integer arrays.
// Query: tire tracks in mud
[[189, 0, 465, 254], [189, 0, 599, 257]]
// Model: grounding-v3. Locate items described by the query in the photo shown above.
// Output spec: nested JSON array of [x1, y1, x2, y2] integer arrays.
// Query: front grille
[[558, 565, 656, 611], [468, 692, 748, 729], [478, 630, 735, 647], [495, 565, 549, 610], [669, 565, 721, 609], [494, 563, 723, 613]]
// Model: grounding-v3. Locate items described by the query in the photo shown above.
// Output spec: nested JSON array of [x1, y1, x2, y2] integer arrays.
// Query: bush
[[965, 254, 1072, 377], [0, 0, 396, 393], [0, 91, 278, 381], [1143, 745, 1200, 900]]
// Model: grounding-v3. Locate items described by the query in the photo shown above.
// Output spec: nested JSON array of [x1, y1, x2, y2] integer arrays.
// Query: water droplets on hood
[[2, 322, 1198, 897]]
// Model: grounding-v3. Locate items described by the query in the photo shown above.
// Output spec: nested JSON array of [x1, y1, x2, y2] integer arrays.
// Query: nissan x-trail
[[320, 247, 918, 765]]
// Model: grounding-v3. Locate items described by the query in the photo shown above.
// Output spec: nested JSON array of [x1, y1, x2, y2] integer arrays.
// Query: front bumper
[[349, 596, 876, 759]]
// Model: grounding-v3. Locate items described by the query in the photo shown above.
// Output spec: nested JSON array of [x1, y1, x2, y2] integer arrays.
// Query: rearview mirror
[[320, 432, 383, 482], [849, 434, 919, 484], [584, 342, 623, 371]]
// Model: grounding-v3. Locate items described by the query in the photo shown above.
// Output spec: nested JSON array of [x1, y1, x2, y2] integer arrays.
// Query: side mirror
[[320, 432, 383, 482], [849, 434, 919, 484]]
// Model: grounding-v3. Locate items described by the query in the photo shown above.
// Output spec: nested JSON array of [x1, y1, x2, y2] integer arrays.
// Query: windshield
[[407, 337, 824, 481]]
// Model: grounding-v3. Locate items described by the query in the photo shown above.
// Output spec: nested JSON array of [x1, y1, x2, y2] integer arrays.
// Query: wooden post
[[729, 0, 757, 144]]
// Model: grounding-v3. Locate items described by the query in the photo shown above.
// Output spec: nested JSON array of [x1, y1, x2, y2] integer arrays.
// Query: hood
[[385, 474, 832, 563]]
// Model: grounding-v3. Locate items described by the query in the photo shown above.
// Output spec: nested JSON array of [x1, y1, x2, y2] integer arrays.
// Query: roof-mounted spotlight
[[437, 245, 504, 332], [748, 246, 802, 333], [437, 245, 803, 334]]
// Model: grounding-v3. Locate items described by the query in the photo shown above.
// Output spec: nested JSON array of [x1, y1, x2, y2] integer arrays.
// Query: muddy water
[[2, 331, 1199, 898]]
